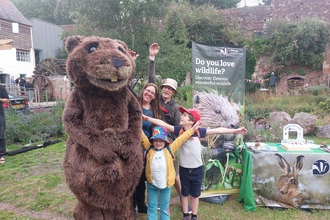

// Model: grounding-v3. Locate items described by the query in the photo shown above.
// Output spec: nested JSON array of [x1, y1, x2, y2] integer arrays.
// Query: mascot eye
[[86, 42, 99, 53], [214, 109, 221, 114], [118, 47, 125, 54]]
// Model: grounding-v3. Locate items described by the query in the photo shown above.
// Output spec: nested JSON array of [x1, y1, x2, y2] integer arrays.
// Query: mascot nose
[[112, 58, 124, 68]]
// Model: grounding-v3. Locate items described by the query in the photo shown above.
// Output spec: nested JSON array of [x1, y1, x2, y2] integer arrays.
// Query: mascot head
[[65, 36, 138, 92]]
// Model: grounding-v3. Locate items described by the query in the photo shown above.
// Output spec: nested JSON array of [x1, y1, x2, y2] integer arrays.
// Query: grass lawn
[[0, 138, 329, 219]]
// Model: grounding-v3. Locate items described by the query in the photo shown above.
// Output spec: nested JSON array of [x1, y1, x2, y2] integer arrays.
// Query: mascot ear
[[128, 49, 139, 61], [66, 36, 84, 54]]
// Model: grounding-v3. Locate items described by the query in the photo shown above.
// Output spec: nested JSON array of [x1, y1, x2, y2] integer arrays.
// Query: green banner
[[192, 41, 245, 105], [192, 42, 246, 198]]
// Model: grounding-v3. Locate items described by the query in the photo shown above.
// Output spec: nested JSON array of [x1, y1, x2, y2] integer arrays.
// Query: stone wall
[[222, 0, 330, 33], [222, 0, 330, 93], [271, 0, 330, 22]]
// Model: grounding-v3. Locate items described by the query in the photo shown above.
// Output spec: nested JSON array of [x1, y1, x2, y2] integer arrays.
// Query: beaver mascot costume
[[62, 36, 143, 219]]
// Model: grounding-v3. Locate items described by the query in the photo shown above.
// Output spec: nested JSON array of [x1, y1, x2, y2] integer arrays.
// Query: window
[[12, 22, 19, 33], [16, 50, 30, 62]]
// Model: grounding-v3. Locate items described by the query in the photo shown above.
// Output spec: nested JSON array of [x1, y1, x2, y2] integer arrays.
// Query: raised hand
[[192, 120, 201, 130], [149, 43, 160, 60]]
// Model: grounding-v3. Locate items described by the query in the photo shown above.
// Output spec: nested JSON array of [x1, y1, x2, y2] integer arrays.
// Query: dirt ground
[[0, 202, 71, 220]]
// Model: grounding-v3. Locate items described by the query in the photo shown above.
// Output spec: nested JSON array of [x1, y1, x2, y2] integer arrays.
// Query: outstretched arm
[[142, 114, 174, 132], [148, 43, 160, 84], [206, 126, 248, 136]]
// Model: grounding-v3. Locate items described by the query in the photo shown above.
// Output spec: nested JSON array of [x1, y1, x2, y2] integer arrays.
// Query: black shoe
[[138, 205, 148, 214]]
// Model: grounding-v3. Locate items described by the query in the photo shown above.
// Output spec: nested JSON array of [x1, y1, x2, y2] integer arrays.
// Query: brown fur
[[62, 36, 143, 219], [274, 154, 305, 208]]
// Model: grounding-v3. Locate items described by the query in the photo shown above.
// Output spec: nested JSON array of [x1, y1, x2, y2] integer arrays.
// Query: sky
[[238, 0, 261, 7]]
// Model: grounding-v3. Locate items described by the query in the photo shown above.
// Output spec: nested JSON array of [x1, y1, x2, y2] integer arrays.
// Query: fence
[[5, 85, 50, 103]]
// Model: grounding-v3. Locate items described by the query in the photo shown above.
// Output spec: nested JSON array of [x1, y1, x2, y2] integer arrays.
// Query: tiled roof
[[0, 0, 31, 26]]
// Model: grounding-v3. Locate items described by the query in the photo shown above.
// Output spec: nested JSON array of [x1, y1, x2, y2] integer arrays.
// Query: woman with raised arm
[[147, 43, 191, 213]]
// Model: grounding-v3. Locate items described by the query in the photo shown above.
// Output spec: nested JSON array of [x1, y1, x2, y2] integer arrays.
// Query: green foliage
[[176, 84, 193, 108], [168, 3, 231, 45], [154, 2, 240, 86], [262, 18, 330, 70], [11, 0, 73, 25], [306, 85, 329, 96], [189, 0, 241, 9], [245, 49, 257, 79], [297, 68, 306, 76], [5, 101, 65, 145], [318, 97, 330, 113], [58, 0, 167, 81], [245, 81, 261, 93], [283, 69, 291, 75], [244, 92, 330, 126], [56, 47, 68, 59]]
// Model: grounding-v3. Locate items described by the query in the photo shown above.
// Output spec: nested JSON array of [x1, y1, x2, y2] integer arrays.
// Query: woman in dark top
[[134, 82, 161, 213]]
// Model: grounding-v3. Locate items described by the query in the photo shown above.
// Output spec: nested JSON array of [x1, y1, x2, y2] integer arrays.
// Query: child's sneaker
[[191, 217, 198, 220], [181, 216, 190, 220]]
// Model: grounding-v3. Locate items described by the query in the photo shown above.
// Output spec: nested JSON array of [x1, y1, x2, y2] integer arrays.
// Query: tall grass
[[244, 91, 330, 125]]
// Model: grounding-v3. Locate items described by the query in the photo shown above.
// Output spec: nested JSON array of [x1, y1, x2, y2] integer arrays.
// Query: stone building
[[222, 0, 330, 94]]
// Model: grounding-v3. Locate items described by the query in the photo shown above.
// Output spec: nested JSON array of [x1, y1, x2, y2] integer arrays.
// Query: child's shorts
[[179, 165, 204, 198]]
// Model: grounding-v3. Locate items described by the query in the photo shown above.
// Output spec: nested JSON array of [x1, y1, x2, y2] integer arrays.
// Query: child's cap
[[150, 126, 171, 144], [179, 107, 201, 121]]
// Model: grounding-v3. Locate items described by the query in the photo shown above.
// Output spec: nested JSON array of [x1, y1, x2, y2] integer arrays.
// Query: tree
[[154, 2, 239, 86], [263, 18, 330, 70], [155, 9, 192, 84], [189, 0, 241, 9], [57, 0, 169, 81], [11, 0, 73, 25]]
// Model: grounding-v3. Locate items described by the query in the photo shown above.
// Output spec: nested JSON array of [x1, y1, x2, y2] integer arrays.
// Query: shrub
[[306, 85, 328, 96], [5, 101, 65, 145], [245, 81, 261, 93], [318, 97, 330, 113], [176, 84, 193, 108], [297, 68, 306, 76], [263, 18, 330, 70]]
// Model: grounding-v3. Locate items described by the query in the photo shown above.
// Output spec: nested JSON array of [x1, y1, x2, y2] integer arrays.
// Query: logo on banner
[[313, 160, 329, 175], [219, 47, 230, 56]]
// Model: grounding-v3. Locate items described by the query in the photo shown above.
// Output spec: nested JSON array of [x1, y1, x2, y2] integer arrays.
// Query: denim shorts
[[179, 165, 204, 198]]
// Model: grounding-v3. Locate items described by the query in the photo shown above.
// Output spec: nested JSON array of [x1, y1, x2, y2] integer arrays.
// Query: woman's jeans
[[146, 182, 171, 220]]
